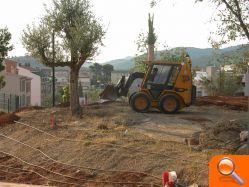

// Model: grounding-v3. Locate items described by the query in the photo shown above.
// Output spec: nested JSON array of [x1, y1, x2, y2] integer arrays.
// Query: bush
[[85, 89, 102, 102]]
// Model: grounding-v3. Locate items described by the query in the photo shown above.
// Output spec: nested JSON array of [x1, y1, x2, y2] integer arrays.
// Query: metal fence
[[0, 93, 19, 113]]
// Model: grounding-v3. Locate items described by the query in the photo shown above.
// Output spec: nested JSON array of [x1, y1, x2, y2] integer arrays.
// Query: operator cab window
[[167, 65, 180, 87], [147, 64, 181, 91], [148, 65, 171, 84]]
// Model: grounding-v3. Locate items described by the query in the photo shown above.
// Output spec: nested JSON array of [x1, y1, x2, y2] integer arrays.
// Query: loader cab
[[129, 59, 194, 113], [142, 63, 181, 98]]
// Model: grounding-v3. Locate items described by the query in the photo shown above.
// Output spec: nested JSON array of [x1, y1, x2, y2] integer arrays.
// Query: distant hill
[[10, 56, 44, 68], [104, 45, 249, 70], [10, 56, 92, 70], [10, 44, 249, 71], [103, 56, 134, 71]]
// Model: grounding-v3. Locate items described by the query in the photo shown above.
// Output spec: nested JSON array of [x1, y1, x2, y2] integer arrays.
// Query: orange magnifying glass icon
[[217, 157, 244, 185]]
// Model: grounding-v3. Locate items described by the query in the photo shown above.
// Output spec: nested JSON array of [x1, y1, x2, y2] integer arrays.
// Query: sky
[[0, 0, 246, 63]]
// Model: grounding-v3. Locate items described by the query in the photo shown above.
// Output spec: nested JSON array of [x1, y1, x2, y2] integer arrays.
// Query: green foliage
[[0, 27, 13, 90], [160, 47, 187, 62], [102, 64, 114, 83], [233, 52, 249, 74], [11, 56, 44, 68], [0, 76, 6, 90], [42, 92, 61, 107], [89, 63, 113, 84], [133, 13, 157, 72], [147, 14, 157, 45], [0, 27, 13, 67], [197, 0, 249, 46], [132, 54, 147, 73], [150, 0, 161, 8], [22, 0, 105, 115], [132, 32, 147, 72], [22, 0, 105, 67], [89, 63, 102, 84], [199, 71, 242, 96], [199, 76, 217, 96], [85, 89, 102, 102], [61, 85, 70, 103]]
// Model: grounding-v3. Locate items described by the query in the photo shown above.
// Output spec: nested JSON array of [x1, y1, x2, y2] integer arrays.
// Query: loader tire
[[130, 92, 151, 113], [159, 95, 180, 114], [128, 92, 137, 105]]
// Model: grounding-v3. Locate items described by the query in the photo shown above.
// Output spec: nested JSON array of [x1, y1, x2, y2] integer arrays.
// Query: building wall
[[55, 69, 69, 91], [0, 72, 31, 110], [206, 66, 217, 78], [54, 68, 90, 91], [196, 85, 208, 97], [79, 70, 90, 91], [18, 66, 41, 106], [78, 77, 90, 91], [245, 71, 249, 96], [55, 70, 69, 83], [3, 60, 18, 74], [41, 76, 52, 104], [194, 71, 209, 97]]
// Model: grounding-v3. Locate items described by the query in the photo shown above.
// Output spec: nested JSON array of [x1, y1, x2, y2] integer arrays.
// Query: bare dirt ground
[[0, 101, 248, 187]]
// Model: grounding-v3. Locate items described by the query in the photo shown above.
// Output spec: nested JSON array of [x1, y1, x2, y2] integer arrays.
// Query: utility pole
[[247, 63, 249, 154], [52, 30, 55, 107], [248, 93, 249, 154]]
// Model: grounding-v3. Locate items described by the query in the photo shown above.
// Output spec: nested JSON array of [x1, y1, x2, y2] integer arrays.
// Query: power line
[[0, 133, 161, 181]]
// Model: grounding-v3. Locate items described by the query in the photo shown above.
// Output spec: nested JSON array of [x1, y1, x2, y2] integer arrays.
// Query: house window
[[20, 80, 25, 92], [21, 95, 25, 106], [26, 96, 31, 106], [197, 91, 202, 97], [26, 81, 31, 92]]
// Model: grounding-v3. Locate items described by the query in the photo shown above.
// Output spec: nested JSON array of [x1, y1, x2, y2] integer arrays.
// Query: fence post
[[3, 93, 5, 111], [7, 98, 10, 113], [10, 94, 12, 112]]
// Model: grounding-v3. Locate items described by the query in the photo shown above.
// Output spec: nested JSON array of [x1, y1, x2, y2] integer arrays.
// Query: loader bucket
[[99, 85, 118, 100]]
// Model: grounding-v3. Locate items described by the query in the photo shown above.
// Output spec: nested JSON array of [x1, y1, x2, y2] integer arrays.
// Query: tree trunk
[[148, 44, 154, 62], [69, 67, 82, 117]]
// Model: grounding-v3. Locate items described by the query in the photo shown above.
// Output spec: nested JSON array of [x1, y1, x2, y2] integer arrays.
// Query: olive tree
[[147, 13, 157, 61], [0, 27, 13, 89], [132, 14, 157, 72], [22, 0, 105, 116], [197, 0, 249, 46]]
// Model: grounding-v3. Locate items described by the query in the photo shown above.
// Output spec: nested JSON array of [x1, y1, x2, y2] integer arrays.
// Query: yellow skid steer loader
[[100, 57, 196, 113]]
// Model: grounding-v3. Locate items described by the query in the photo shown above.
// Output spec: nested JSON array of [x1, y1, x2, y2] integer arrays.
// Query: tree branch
[[233, 0, 249, 40], [221, 0, 249, 40], [221, 0, 239, 17]]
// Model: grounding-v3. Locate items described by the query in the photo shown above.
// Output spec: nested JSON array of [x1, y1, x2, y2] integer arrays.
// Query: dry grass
[[1, 102, 244, 186]]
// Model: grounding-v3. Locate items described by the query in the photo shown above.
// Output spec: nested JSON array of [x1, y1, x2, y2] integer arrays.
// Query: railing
[[0, 93, 20, 112]]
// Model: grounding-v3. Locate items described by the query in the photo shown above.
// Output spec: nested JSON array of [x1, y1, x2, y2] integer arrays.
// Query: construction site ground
[[0, 100, 248, 187]]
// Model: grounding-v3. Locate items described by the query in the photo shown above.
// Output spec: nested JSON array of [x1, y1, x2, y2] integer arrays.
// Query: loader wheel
[[128, 92, 137, 105], [159, 95, 180, 114], [130, 93, 151, 113]]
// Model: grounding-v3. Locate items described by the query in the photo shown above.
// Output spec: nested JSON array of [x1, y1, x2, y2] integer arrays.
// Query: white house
[[194, 71, 208, 97], [79, 70, 90, 91], [18, 66, 42, 106], [0, 60, 32, 111]]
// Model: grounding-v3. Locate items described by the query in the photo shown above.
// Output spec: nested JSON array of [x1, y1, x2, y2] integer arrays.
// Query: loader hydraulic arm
[[100, 72, 144, 100], [118, 72, 144, 97]]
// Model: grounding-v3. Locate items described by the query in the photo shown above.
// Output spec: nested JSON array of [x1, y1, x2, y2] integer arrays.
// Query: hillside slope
[[104, 45, 249, 70], [10, 45, 249, 71]]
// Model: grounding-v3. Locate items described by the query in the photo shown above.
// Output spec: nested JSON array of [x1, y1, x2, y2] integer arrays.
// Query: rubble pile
[[187, 120, 247, 151], [0, 112, 20, 126], [195, 96, 248, 111]]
